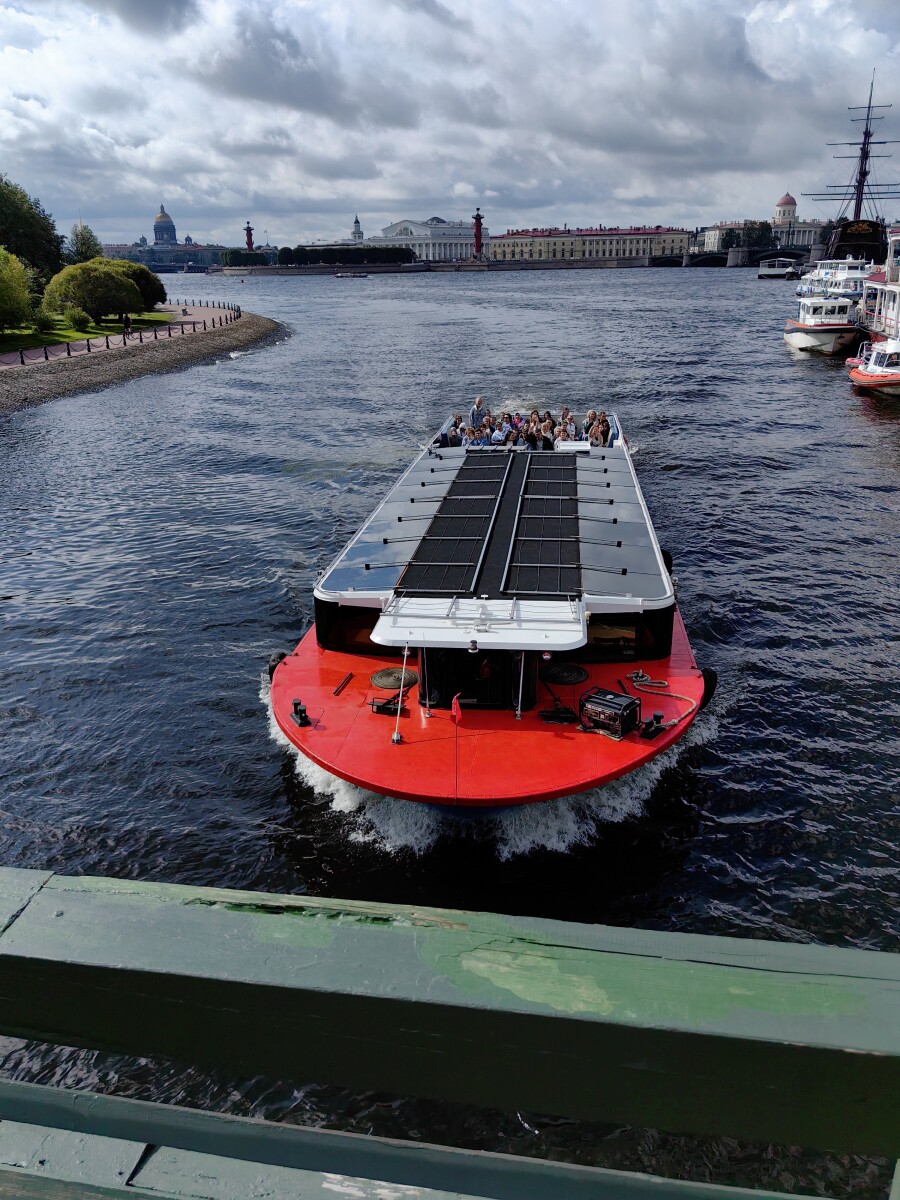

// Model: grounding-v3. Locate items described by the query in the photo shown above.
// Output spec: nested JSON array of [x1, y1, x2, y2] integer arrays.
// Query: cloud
[[3, 0, 900, 247], [390, 0, 473, 33], [78, 0, 201, 34]]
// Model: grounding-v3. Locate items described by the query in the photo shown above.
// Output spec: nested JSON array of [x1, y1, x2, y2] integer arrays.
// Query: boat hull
[[783, 321, 860, 355], [270, 613, 705, 807], [847, 367, 900, 395]]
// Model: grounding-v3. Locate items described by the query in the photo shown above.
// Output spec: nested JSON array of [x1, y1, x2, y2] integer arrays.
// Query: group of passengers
[[438, 398, 611, 450]]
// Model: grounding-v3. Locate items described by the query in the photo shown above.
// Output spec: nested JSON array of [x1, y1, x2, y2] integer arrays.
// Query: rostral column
[[472, 207, 483, 258]]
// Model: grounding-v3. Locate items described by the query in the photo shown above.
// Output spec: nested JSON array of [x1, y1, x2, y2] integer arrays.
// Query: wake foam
[[263, 674, 717, 860]]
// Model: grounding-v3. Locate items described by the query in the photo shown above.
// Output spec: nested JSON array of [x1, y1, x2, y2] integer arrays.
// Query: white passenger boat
[[783, 297, 862, 355], [758, 258, 800, 280], [795, 257, 874, 299]]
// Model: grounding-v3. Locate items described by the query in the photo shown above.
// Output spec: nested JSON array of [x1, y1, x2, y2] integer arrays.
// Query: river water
[[0, 268, 897, 1190]]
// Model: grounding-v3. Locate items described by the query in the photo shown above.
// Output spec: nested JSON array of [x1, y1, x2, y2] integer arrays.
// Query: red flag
[[451, 693, 462, 725]]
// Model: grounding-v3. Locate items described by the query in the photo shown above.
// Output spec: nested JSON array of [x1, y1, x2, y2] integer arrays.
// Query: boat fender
[[699, 667, 718, 710], [268, 650, 288, 682], [661, 549, 673, 574]]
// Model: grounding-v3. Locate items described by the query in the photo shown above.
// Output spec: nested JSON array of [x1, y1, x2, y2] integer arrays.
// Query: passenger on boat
[[490, 423, 507, 444], [542, 410, 554, 426], [539, 420, 555, 450], [504, 428, 521, 446], [587, 422, 604, 447], [523, 430, 538, 450], [530, 409, 541, 426], [554, 426, 571, 448], [560, 408, 576, 438], [447, 425, 462, 447], [581, 409, 598, 438], [462, 426, 478, 447], [598, 412, 611, 445], [469, 396, 487, 428]]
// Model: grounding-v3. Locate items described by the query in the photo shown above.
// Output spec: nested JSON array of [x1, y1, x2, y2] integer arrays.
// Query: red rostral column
[[473, 207, 483, 257], [244, 221, 254, 252]]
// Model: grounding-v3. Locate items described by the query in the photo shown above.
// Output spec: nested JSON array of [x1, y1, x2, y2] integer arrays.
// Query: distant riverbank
[[0, 310, 283, 417]]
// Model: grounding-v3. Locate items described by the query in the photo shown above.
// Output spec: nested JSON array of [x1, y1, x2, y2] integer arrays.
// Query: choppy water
[[1, 268, 897, 1191]]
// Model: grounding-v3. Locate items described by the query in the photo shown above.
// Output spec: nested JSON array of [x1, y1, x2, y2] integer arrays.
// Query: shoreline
[[0, 311, 284, 418]]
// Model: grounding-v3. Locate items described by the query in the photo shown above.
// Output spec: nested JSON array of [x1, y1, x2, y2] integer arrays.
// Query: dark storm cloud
[[189, 10, 421, 130], [391, 0, 473, 33], [80, 0, 201, 34]]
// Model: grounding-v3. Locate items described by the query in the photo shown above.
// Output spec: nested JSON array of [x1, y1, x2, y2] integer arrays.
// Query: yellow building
[[489, 226, 690, 261]]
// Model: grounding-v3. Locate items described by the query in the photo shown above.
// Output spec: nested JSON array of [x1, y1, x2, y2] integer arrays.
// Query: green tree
[[99, 258, 166, 309], [67, 221, 104, 263], [0, 176, 64, 276], [0, 247, 32, 330], [44, 261, 142, 323], [720, 229, 741, 251], [742, 221, 774, 248], [277, 246, 294, 265]]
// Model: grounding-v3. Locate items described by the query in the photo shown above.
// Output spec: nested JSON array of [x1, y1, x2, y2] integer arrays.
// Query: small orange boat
[[270, 415, 716, 807], [848, 339, 900, 395]]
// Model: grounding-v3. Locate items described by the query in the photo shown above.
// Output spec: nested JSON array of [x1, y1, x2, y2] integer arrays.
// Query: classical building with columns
[[366, 216, 486, 261], [489, 226, 689, 261], [772, 191, 825, 248]]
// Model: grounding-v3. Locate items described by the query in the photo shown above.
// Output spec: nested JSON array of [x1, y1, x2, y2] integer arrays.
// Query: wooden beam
[[0, 1092, 809, 1200], [0, 871, 896, 1155]]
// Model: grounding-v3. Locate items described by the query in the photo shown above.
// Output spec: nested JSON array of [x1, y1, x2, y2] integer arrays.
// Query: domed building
[[775, 192, 797, 223], [153, 204, 177, 245], [772, 190, 824, 248], [101, 202, 227, 270]]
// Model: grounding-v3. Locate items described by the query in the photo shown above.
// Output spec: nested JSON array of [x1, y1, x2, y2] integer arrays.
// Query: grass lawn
[[0, 310, 173, 354]]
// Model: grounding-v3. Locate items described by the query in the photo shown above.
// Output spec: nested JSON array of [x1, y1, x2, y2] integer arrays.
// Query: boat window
[[569, 605, 675, 664], [812, 306, 823, 315], [873, 353, 887, 368], [314, 598, 404, 658], [825, 306, 837, 315], [418, 648, 537, 711]]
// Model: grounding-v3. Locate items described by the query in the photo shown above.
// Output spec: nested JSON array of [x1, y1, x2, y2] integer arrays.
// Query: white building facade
[[366, 216, 487, 261]]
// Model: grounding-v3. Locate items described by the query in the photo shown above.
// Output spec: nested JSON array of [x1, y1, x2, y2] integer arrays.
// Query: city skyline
[[2, 0, 899, 247]]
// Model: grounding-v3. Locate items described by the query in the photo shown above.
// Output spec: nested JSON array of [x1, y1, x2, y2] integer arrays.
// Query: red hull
[[271, 613, 705, 807], [848, 367, 900, 393]]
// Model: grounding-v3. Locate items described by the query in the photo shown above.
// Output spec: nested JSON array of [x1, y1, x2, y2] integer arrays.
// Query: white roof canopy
[[371, 596, 587, 651]]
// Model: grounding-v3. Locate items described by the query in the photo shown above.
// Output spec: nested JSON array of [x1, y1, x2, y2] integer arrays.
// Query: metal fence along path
[[0, 301, 242, 371]]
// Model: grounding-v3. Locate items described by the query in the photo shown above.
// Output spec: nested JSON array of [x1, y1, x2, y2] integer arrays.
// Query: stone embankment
[[0, 303, 283, 418]]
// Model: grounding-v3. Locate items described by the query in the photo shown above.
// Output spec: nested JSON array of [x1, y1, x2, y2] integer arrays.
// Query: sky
[[3, 0, 900, 247]]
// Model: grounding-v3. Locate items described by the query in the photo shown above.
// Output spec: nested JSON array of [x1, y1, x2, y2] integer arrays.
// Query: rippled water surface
[[1, 269, 897, 1189]]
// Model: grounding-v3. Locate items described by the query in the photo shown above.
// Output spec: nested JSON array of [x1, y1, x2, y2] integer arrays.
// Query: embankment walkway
[[0, 300, 283, 416]]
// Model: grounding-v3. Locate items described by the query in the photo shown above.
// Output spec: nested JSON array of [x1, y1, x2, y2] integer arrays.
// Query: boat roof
[[314, 423, 673, 649]]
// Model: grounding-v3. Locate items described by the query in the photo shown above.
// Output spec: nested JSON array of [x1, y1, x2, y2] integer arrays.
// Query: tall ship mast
[[803, 76, 900, 262]]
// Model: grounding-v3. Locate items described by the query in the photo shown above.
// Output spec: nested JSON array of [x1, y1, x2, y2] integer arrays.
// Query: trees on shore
[[44, 262, 143, 323], [0, 248, 32, 331]]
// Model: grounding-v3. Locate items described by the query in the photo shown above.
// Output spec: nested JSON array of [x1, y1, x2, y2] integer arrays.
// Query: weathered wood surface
[[0, 1106, 813, 1200], [0, 870, 896, 1155]]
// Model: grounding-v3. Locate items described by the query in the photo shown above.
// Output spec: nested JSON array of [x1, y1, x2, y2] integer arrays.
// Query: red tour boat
[[270, 415, 716, 807]]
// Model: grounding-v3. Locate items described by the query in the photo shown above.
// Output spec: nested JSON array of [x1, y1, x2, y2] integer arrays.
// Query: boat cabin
[[313, 417, 676, 716], [794, 298, 855, 326], [758, 258, 798, 278]]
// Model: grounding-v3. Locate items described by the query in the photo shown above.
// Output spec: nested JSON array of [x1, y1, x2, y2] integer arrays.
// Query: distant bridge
[[683, 245, 811, 268]]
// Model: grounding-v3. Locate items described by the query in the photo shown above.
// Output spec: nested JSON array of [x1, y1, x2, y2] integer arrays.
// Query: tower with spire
[[351, 215, 364, 242]]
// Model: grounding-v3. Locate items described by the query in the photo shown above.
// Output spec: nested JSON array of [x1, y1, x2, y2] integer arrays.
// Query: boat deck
[[271, 612, 703, 806]]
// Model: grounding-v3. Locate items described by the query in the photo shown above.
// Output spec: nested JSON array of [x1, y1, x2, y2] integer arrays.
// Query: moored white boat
[[270, 413, 716, 808], [758, 258, 800, 280], [795, 257, 874, 299], [784, 296, 862, 354]]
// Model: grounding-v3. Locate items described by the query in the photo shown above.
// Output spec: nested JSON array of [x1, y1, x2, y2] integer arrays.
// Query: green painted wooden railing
[[0, 868, 896, 1199]]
